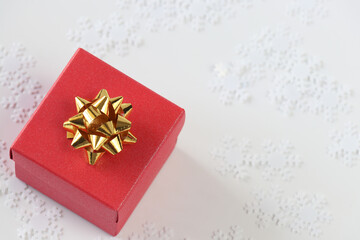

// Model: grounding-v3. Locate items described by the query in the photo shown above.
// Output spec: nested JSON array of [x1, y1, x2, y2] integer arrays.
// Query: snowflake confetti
[[94, 234, 124, 240], [177, 0, 237, 32], [244, 186, 289, 228], [0, 139, 13, 178], [307, 76, 353, 122], [67, 17, 108, 57], [209, 61, 254, 105], [268, 51, 352, 121], [262, 27, 302, 70], [210, 26, 303, 105], [285, 50, 324, 78], [113, 0, 257, 33], [67, 14, 144, 57], [256, 140, 302, 181], [1, 78, 43, 123], [328, 122, 360, 167], [267, 73, 310, 116], [135, 0, 179, 32], [95, 222, 191, 240], [287, 0, 329, 25], [244, 187, 332, 237], [134, 222, 174, 240], [0, 165, 64, 240], [211, 137, 302, 182], [211, 136, 253, 181], [212, 225, 253, 240], [103, 13, 143, 56], [17, 202, 64, 240], [0, 140, 16, 201], [286, 192, 332, 237], [236, 26, 302, 72], [69, 0, 262, 57], [267, 51, 324, 116], [3, 177, 29, 209], [115, 0, 134, 10], [234, 45, 268, 83], [0, 44, 43, 123], [0, 43, 35, 84], [2, 176, 65, 240], [0, 140, 64, 239]]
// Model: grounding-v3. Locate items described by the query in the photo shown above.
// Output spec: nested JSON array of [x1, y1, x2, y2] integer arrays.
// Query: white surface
[[1, 0, 360, 239]]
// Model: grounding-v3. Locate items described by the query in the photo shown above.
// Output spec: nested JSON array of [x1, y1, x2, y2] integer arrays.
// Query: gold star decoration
[[63, 89, 137, 165]]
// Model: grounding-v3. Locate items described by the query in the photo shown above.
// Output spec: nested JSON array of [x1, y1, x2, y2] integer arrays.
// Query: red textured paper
[[10, 48, 185, 236]]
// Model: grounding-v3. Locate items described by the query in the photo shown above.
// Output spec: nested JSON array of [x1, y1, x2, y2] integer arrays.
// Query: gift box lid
[[10, 48, 185, 235]]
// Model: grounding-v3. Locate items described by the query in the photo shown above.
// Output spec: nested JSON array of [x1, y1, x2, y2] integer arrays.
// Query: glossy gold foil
[[63, 89, 137, 165]]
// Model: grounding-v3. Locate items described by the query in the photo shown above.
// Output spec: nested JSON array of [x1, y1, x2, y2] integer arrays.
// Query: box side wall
[[12, 150, 118, 235], [115, 110, 185, 234]]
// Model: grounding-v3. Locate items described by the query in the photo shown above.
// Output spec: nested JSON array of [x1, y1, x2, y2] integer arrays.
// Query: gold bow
[[63, 89, 137, 165]]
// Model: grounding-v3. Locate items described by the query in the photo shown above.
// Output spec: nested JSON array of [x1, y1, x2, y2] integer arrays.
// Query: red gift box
[[10, 48, 185, 236]]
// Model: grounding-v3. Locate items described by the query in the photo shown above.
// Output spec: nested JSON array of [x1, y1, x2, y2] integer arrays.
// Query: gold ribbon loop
[[63, 89, 137, 165]]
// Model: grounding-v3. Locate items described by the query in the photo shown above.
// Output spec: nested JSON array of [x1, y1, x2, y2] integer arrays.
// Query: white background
[[1, 0, 360, 239]]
